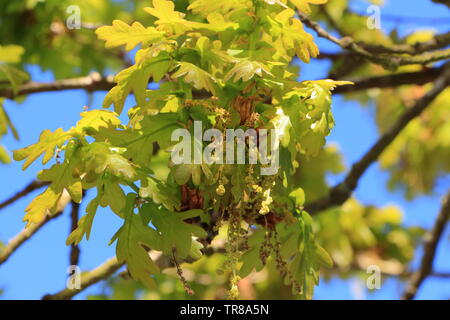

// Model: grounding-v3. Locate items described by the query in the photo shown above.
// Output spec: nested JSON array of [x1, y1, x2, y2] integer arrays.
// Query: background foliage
[[0, 0, 449, 300]]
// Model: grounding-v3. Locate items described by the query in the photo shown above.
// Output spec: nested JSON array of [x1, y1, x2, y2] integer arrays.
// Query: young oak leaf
[[0, 64, 29, 94], [103, 54, 172, 114], [172, 62, 217, 94], [23, 187, 61, 226], [283, 212, 333, 299], [38, 162, 82, 204], [66, 194, 100, 245], [13, 128, 71, 170], [144, 0, 191, 34], [111, 194, 161, 288], [24, 143, 82, 225], [188, 0, 247, 17], [0, 45, 25, 64], [0, 99, 19, 140], [0, 45, 28, 93], [75, 110, 121, 134], [141, 203, 207, 259], [269, 9, 319, 63], [198, 13, 239, 33], [81, 142, 137, 181], [0, 145, 10, 164], [139, 177, 180, 211], [239, 229, 266, 277], [224, 60, 274, 83], [195, 37, 236, 70], [95, 20, 165, 51]]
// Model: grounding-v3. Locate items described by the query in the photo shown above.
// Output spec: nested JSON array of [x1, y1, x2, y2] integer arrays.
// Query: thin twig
[[298, 11, 450, 70], [305, 62, 450, 215], [402, 191, 450, 300], [320, 6, 450, 56], [0, 180, 49, 210], [333, 67, 444, 94]]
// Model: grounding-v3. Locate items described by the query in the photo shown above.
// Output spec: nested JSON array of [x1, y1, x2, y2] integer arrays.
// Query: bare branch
[[320, 6, 450, 56], [333, 67, 444, 94], [305, 62, 450, 214], [359, 32, 450, 55], [0, 211, 63, 266], [402, 191, 450, 300], [432, 0, 450, 9], [42, 246, 223, 300], [298, 11, 450, 70], [0, 191, 72, 266], [0, 180, 49, 211], [0, 73, 114, 100], [0, 67, 443, 102]]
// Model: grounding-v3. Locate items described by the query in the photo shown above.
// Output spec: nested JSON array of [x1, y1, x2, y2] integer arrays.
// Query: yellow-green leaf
[[13, 128, 70, 170], [96, 20, 165, 51]]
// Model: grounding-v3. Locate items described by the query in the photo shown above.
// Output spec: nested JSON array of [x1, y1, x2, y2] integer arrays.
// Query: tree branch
[[320, 6, 450, 56], [0, 73, 114, 100], [305, 62, 450, 215], [432, 0, 450, 9], [0, 180, 49, 211], [0, 191, 71, 266], [358, 32, 450, 55], [41, 257, 124, 300], [298, 11, 450, 70], [41, 245, 223, 300], [0, 66, 445, 102], [0, 211, 63, 266], [402, 191, 450, 300], [333, 67, 444, 94]]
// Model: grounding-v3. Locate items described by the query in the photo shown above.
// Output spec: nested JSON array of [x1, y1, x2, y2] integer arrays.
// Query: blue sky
[[0, 0, 449, 300]]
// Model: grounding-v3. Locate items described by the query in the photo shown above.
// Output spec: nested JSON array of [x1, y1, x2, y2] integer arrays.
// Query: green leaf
[[0, 99, 19, 140], [96, 20, 165, 51], [66, 195, 100, 245], [24, 142, 82, 225], [99, 179, 127, 216], [23, 187, 61, 226], [289, 187, 305, 207], [0, 145, 10, 164], [103, 54, 172, 114], [267, 9, 319, 62], [0, 64, 29, 94], [172, 62, 217, 94], [13, 128, 71, 170], [187, 0, 245, 17], [139, 177, 180, 211], [280, 212, 333, 299], [113, 194, 161, 288], [142, 203, 207, 258], [0, 45, 25, 64], [231, 165, 245, 201], [81, 142, 137, 181], [144, 0, 191, 34], [224, 59, 273, 83], [239, 229, 265, 277], [75, 110, 121, 133]]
